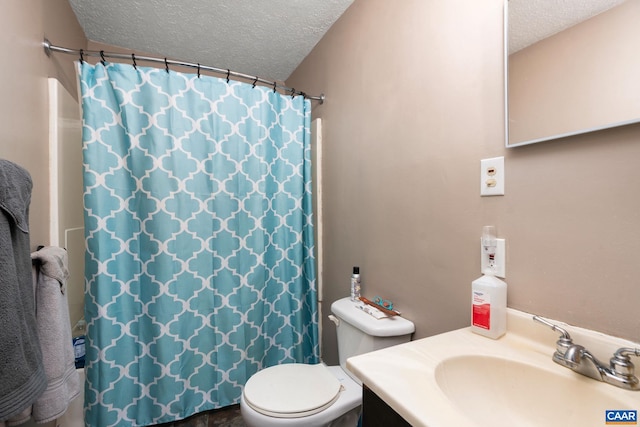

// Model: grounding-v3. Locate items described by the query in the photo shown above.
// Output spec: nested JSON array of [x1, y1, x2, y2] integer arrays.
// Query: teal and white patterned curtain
[[79, 61, 318, 427]]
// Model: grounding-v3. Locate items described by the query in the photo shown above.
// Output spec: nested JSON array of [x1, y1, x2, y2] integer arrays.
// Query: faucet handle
[[610, 348, 640, 377], [532, 315, 573, 341], [614, 348, 640, 359], [533, 315, 573, 354]]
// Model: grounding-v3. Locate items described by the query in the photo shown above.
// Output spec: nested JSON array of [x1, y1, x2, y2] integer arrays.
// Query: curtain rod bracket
[[43, 38, 52, 57]]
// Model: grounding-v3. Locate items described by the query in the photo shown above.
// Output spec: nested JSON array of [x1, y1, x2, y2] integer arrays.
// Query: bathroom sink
[[347, 308, 640, 427], [435, 355, 632, 427]]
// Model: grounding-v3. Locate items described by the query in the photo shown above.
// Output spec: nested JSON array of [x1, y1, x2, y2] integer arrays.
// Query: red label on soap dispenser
[[472, 291, 490, 329]]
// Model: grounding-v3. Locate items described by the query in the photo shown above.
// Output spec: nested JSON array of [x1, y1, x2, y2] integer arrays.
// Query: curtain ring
[[131, 53, 137, 69], [79, 49, 84, 63], [252, 77, 258, 88], [197, 63, 200, 78], [100, 50, 106, 66], [165, 58, 169, 73], [273, 81, 277, 93], [290, 88, 296, 98], [226, 69, 230, 83]]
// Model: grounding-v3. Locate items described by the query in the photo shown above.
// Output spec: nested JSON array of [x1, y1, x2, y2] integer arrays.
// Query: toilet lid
[[243, 363, 343, 418]]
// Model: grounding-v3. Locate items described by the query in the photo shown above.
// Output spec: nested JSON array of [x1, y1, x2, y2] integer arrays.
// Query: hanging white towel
[[30, 246, 80, 423]]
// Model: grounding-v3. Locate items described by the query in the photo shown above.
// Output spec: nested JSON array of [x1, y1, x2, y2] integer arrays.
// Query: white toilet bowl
[[240, 298, 415, 427], [240, 364, 361, 427]]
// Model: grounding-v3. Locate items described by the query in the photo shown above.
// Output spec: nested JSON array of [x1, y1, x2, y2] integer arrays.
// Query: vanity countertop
[[346, 309, 640, 427]]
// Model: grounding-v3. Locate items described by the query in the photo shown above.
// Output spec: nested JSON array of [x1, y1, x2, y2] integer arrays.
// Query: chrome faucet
[[533, 315, 640, 391]]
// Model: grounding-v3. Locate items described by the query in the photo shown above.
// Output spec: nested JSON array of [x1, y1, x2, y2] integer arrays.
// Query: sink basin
[[435, 355, 633, 427], [347, 309, 640, 427]]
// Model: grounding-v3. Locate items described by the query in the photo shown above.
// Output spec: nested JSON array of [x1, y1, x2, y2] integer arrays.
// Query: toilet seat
[[243, 363, 343, 418]]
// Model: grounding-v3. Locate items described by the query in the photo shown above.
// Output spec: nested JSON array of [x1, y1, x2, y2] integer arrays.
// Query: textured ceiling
[[509, 0, 628, 54], [68, 0, 354, 82], [69, 1, 628, 78]]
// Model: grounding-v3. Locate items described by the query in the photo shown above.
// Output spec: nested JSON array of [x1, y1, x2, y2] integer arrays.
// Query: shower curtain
[[78, 61, 318, 427]]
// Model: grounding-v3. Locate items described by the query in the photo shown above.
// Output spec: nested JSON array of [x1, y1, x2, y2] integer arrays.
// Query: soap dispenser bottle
[[471, 274, 507, 339], [471, 226, 507, 339]]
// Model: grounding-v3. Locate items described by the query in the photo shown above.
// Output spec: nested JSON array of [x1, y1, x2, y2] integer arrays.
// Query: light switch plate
[[480, 156, 505, 196]]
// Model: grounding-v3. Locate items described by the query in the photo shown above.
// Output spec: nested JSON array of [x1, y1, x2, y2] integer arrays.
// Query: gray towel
[[31, 246, 80, 423], [0, 159, 47, 422]]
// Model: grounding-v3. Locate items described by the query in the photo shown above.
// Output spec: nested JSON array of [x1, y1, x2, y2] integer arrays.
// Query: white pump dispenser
[[472, 226, 507, 339]]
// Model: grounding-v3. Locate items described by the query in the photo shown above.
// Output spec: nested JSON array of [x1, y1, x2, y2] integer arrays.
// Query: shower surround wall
[[286, 0, 640, 365], [0, 0, 87, 246]]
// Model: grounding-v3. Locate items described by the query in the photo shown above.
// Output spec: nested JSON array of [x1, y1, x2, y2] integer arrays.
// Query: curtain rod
[[42, 39, 324, 104]]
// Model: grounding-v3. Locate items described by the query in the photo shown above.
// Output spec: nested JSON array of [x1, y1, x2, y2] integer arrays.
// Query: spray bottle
[[350, 266, 361, 301]]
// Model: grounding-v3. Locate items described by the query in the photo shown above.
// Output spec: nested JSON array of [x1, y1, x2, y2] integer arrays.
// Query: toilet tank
[[330, 297, 415, 382]]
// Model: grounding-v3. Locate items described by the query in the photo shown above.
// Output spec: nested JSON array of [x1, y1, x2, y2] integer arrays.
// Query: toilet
[[240, 297, 415, 427]]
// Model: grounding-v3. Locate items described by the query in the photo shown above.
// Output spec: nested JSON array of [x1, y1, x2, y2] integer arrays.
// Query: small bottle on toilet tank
[[350, 266, 361, 301]]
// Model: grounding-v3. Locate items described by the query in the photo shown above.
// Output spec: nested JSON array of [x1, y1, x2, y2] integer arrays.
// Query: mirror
[[506, 0, 640, 147]]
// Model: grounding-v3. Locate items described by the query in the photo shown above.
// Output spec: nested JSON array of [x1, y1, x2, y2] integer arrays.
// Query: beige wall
[[509, 0, 640, 144], [0, 0, 86, 248], [287, 0, 640, 364], [3, 0, 638, 367]]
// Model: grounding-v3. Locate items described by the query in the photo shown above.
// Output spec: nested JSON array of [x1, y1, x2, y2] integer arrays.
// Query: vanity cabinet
[[362, 385, 411, 427]]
